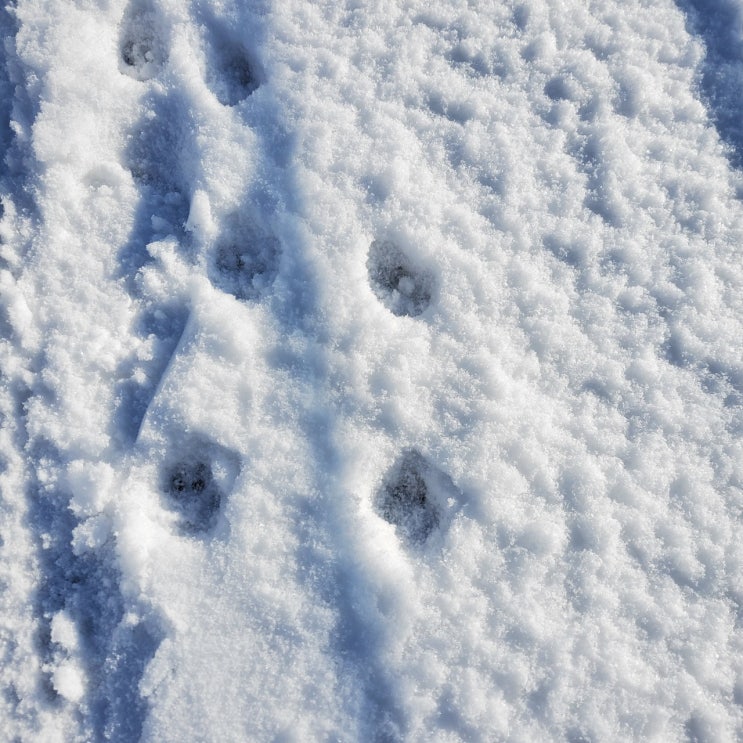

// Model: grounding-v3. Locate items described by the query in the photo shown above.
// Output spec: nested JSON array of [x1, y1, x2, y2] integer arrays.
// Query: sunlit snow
[[1, 0, 743, 741]]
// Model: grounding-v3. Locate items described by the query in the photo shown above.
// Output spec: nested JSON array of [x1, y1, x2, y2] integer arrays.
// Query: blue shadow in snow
[[114, 303, 189, 446], [117, 89, 193, 286], [676, 0, 743, 170], [0, 8, 16, 182], [26, 439, 161, 742], [0, 6, 39, 224]]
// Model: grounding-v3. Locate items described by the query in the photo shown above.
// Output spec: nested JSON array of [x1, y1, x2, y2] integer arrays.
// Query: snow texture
[[1, 0, 743, 741]]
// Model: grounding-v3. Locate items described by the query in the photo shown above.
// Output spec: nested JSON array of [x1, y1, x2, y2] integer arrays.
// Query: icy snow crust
[[1, 0, 743, 740]]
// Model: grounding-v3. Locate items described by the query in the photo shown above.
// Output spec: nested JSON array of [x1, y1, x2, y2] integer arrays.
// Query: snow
[[1, 0, 743, 740]]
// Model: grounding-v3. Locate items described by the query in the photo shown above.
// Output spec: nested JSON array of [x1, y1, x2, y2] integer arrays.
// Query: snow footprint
[[162, 460, 220, 534], [367, 240, 434, 317], [375, 450, 460, 545], [159, 438, 240, 535], [200, 17, 259, 106], [118, 0, 168, 81], [208, 220, 280, 301]]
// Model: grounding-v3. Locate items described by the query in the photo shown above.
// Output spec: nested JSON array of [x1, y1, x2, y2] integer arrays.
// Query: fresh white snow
[[1, 0, 743, 740]]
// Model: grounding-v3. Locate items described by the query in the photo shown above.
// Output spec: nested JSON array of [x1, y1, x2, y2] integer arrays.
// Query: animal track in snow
[[208, 222, 280, 301], [118, 0, 167, 81], [159, 439, 240, 535], [366, 240, 433, 317], [163, 460, 220, 534], [200, 19, 259, 106], [374, 450, 458, 545]]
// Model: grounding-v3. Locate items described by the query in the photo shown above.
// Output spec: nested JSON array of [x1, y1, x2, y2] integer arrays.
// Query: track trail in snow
[[0, 0, 742, 741]]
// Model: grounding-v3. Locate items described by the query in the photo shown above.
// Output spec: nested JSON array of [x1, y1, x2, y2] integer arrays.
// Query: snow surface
[[1, 0, 743, 740]]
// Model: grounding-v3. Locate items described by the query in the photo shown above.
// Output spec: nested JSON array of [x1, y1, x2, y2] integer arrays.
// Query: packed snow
[[1, 0, 743, 740]]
